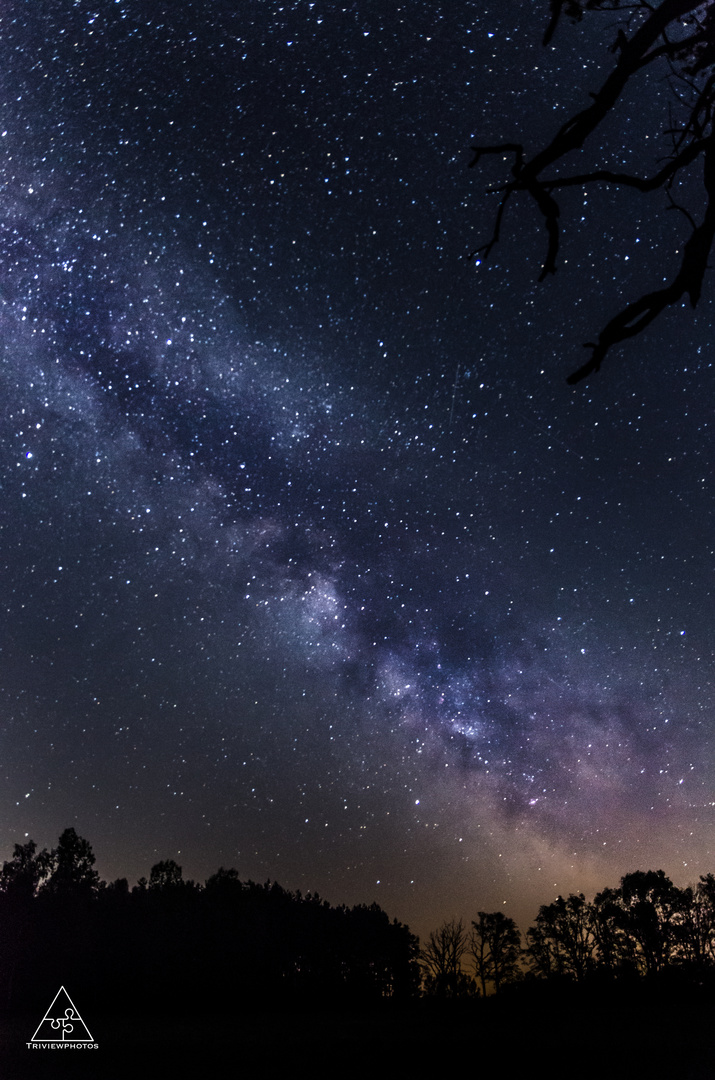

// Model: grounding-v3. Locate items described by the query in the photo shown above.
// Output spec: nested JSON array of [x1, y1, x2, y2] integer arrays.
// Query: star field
[[0, 0, 712, 937]]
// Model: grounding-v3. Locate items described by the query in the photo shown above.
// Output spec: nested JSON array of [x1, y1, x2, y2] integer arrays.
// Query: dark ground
[[2, 981, 714, 1079]]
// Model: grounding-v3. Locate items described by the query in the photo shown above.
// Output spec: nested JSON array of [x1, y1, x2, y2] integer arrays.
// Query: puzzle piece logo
[[30, 986, 95, 1043]]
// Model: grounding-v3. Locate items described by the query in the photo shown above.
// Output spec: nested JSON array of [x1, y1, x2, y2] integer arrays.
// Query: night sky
[[1, 0, 712, 939]]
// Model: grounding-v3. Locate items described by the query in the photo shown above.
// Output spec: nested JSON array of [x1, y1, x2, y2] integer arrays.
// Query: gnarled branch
[[469, 0, 715, 381], [567, 132, 715, 382]]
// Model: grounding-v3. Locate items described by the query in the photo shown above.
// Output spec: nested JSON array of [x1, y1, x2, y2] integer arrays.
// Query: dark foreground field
[[1, 979, 714, 1080]]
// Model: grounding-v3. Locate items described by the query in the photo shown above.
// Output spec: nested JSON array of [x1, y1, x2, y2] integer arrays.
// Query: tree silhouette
[[525, 919, 561, 980], [591, 884, 638, 973], [41, 828, 100, 898], [420, 917, 474, 997], [615, 868, 684, 974], [470, 911, 522, 994], [470, 0, 715, 382], [148, 859, 185, 890], [0, 841, 54, 1008], [676, 873, 715, 966], [526, 893, 596, 980], [0, 840, 52, 901]]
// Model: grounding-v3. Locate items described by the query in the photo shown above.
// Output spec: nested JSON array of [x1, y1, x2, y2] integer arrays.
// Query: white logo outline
[[29, 985, 95, 1043]]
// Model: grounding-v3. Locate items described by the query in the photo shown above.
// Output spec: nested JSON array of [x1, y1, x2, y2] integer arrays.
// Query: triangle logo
[[30, 986, 95, 1043]]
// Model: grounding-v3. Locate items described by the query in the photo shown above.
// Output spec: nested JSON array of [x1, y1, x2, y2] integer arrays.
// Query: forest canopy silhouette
[[4, 830, 715, 1016], [470, 0, 715, 382], [0, 830, 420, 1014]]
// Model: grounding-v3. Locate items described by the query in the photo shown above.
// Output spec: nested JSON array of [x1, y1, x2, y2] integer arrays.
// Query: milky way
[[0, 0, 712, 936]]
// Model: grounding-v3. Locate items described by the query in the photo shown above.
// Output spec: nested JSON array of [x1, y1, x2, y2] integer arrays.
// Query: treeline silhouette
[[0, 829, 420, 1015], [421, 869, 715, 998], [5, 829, 715, 1019]]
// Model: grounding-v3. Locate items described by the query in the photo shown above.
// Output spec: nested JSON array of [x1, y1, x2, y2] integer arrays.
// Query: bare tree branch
[[541, 137, 707, 191], [469, 0, 715, 381], [567, 133, 715, 382]]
